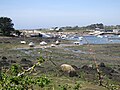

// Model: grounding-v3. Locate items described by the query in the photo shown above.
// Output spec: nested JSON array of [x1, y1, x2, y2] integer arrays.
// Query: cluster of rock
[[0, 56, 33, 70], [59, 63, 120, 82]]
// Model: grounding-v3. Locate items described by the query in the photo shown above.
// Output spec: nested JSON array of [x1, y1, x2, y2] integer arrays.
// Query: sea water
[[66, 35, 120, 44]]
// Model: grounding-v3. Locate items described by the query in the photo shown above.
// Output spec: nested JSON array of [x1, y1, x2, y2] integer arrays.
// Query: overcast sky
[[0, 0, 120, 29]]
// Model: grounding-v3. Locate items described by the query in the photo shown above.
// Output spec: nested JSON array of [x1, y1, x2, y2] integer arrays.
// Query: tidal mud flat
[[0, 37, 120, 89]]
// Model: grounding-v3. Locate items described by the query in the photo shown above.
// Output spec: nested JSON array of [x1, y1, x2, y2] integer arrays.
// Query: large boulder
[[81, 65, 96, 74], [60, 64, 78, 77], [2, 56, 7, 60]]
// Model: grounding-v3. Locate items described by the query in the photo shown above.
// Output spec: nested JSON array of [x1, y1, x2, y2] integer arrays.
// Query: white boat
[[51, 44, 56, 47], [20, 41, 26, 44], [97, 35, 103, 38], [28, 42, 35, 47], [74, 41, 80, 45], [104, 35, 108, 38], [109, 40, 113, 42], [40, 41, 47, 46], [78, 36, 83, 41], [61, 35, 67, 39], [55, 40, 60, 45]]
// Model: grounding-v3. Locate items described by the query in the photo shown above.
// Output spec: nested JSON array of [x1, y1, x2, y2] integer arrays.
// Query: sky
[[0, 0, 120, 29]]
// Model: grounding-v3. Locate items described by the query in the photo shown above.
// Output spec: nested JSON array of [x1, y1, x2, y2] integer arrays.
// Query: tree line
[[0, 16, 120, 36]]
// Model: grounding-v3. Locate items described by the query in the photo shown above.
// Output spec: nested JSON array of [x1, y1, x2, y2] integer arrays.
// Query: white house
[[113, 29, 120, 34]]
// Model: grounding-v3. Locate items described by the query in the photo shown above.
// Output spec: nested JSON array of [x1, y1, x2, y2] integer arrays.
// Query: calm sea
[[67, 35, 120, 44]]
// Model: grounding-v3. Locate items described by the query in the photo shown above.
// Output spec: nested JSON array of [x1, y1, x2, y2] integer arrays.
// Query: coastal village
[[11, 26, 120, 48], [18, 27, 120, 38]]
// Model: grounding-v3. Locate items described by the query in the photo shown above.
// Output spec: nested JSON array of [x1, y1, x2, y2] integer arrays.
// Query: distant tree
[[96, 23, 104, 29], [73, 26, 79, 30], [116, 25, 120, 29], [86, 23, 104, 29], [0, 17, 15, 36], [14, 30, 21, 36]]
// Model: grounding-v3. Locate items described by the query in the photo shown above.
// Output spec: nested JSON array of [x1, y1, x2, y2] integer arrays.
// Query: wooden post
[[0, 66, 2, 80]]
